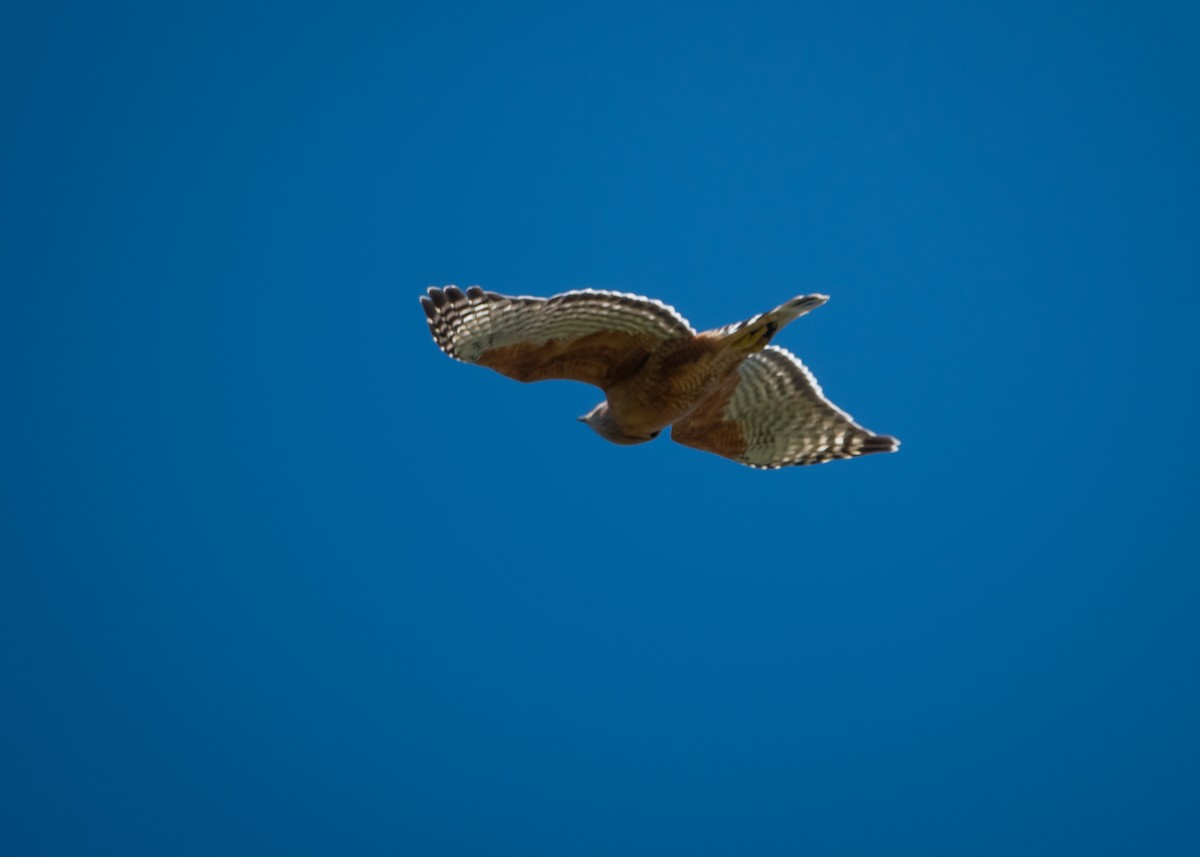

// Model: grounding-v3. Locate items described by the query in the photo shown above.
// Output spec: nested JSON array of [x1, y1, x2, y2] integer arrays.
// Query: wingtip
[[425, 284, 485, 314], [861, 434, 900, 455]]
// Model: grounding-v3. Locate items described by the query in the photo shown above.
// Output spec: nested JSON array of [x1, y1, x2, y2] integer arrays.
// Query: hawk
[[420, 285, 899, 469]]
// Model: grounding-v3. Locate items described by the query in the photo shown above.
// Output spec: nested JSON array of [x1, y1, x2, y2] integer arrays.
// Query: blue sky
[[3, 2, 1198, 854]]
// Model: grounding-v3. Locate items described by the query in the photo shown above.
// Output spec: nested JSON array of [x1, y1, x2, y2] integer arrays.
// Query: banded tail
[[719, 293, 829, 355]]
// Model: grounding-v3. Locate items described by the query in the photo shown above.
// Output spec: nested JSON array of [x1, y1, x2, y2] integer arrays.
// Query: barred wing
[[671, 346, 899, 468], [421, 286, 695, 388]]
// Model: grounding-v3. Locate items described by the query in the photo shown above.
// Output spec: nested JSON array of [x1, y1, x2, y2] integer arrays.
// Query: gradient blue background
[[4, 2, 1198, 854]]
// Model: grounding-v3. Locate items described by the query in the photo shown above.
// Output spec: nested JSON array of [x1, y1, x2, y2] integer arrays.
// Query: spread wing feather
[[671, 346, 899, 468], [421, 286, 694, 388]]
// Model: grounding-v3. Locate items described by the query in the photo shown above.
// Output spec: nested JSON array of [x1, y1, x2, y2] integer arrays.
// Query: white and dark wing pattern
[[421, 286, 695, 388], [671, 345, 899, 468]]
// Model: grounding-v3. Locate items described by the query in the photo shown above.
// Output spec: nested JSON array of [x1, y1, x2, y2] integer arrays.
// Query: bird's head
[[577, 403, 660, 446]]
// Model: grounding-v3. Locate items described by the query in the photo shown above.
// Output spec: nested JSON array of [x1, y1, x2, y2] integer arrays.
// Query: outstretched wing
[[421, 286, 695, 388], [671, 346, 899, 468]]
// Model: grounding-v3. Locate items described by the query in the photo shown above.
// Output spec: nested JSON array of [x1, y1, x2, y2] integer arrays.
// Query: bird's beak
[[576, 415, 587, 422]]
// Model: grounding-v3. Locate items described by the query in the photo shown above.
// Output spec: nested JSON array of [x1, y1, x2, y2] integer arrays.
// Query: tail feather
[[721, 293, 829, 354]]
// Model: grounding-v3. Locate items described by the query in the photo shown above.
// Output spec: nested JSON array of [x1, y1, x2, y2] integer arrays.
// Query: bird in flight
[[420, 286, 899, 469]]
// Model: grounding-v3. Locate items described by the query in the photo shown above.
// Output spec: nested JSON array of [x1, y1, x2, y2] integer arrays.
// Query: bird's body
[[421, 285, 898, 469], [576, 294, 828, 442]]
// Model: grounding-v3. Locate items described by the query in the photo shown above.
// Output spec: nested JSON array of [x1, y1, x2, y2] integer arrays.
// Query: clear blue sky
[[3, 2, 1198, 854]]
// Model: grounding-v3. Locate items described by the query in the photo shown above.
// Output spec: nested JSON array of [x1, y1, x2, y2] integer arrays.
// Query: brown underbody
[[602, 334, 745, 437], [476, 314, 785, 442]]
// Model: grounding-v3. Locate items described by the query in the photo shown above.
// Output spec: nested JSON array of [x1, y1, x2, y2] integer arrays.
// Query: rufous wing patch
[[669, 374, 744, 456], [475, 330, 654, 387]]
